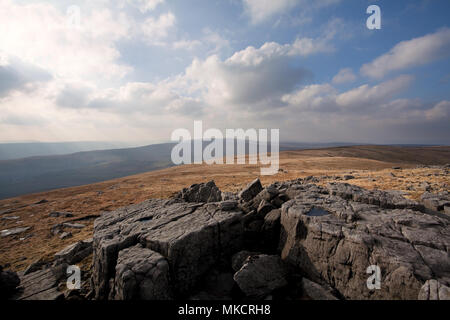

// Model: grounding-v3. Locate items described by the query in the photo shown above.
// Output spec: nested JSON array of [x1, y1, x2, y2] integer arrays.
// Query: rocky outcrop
[[87, 178, 450, 300], [54, 239, 93, 265], [91, 198, 244, 299], [279, 183, 450, 300], [175, 180, 222, 203]]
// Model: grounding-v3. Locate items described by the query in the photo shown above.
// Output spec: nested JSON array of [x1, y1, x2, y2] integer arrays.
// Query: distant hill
[[0, 141, 142, 160]]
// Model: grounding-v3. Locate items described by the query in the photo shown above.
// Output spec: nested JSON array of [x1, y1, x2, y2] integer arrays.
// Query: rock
[[392, 167, 402, 170], [49, 211, 74, 218], [23, 258, 47, 276], [176, 181, 222, 203], [280, 183, 450, 300], [1, 216, 20, 221], [59, 232, 72, 240], [54, 239, 93, 265], [195, 269, 235, 299], [445, 206, 450, 215], [343, 175, 355, 181], [15, 266, 66, 300], [256, 200, 275, 219], [62, 223, 85, 229], [221, 192, 238, 201], [418, 280, 450, 300], [232, 251, 259, 272], [421, 192, 450, 212], [262, 209, 281, 251], [91, 199, 244, 299], [233, 255, 289, 299], [112, 244, 172, 300], [238, 178, 263, 202], [1, 227, 31, 237], [301, 278, 338, 300], [0, 266, 20, 299], [35, 199, 48, 204], [219, 200, 238, 211]]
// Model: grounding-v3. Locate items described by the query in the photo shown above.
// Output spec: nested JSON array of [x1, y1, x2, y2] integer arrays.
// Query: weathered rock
[[343, 175, 355, 181], [219, 200, 238, 211], [231, 251, 259, 272], [233, 255, 289, 299], [238, 178, 263, 202], [1, 216, 20, 221], [421, 192, 450, 213], [301, 278, 338, 300], [112, 244, 172, 300], [1, 227, 31, 237], [59, 232, 72, 240], [257, 200, 275, 219], [91, 199, 244, 299], [15, 266, 66, 300], [54, 239, 93, 265], [49, 211, 74, 218], [418, 280, 450, 300], [176, 180, 222, 203], [62, 222, 85, 229], [23, 258, 48, 276], [262, 209, 281, 251], [0, 266, 20, 299], [280, 183, 450, 300]]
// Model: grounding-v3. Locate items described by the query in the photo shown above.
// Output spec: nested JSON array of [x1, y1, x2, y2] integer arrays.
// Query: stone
[[418, 280, 450, 300], [238, 178, 263, 202], [1, 227, 31, 237], [262, 209, 281, 251], [62, 222, 85, 229], [1, 216, 20, 221], [112, 244, 172, 300], [176, 180, 222, 203], [233, 255, 289, 299], [231, 251, 259, 272], [54, 239, 93, 265], [301, 278, 338, 300], [91, 199, 244, 299], [0, 266, 20, 299], [23, 258, 47, 276], [280, 182, 450, 300], [219, 200, 238, 211], [15, 266, 65, 300], [59, 232, 72, 240], [421, 192, 450, 212], [343, 175, 355, 181], [256, 200, 275, 219], [49, 211, 74, 218]]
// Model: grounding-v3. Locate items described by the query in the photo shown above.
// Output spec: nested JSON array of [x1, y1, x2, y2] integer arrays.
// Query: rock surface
[[238, 178, 263, 202], [176, 180, 222, 203], [233, 255, 289, 299], [0, 266, 20, 299], [421, 191, 450, 213], [418, 279, 450, 300]]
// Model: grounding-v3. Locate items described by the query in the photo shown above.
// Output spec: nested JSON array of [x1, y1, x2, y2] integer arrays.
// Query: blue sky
[[0, 0, 449, 144]]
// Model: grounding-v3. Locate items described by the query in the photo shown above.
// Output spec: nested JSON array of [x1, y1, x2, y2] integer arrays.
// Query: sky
[[0, 0, 449, 144]]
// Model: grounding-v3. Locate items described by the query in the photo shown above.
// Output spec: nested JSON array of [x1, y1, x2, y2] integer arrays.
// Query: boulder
[[112, 244, 172, 300], [1, 227, 31, 237], [421, 192, 450, 213], [0, 266, 20, 299], [233, 255, 289, 299], [49, 212, 74, 218], [238, 179, 263, 202], [91, 199, 244, 299], [280, 183, 450, 300], [418, 280, 450, 300], [231, 251, 259, 272], [176, 181, 222, 203], [54, 239, 93, 265], [301, 278, 338, 300]]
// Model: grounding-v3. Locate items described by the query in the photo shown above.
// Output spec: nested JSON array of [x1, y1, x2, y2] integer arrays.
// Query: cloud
[[361, 28, 450, 79], [332, 68, 357, 84], [142, 12, 176, 44], [242, 0, 341, 24], [0, 55, 52, 97], [124, 0, 164, 13]]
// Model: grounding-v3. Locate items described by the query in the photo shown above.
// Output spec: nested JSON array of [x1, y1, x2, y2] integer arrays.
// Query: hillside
[[0, 145, 449, 272]]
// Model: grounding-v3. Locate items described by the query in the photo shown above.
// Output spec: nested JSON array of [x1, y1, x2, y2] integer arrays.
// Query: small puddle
[[306, 208, 331, 217]]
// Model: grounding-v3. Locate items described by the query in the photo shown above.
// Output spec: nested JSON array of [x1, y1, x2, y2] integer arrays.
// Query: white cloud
[[242, 0, 341, 24], [361, 28, 450, 79], [125, 0, 164, 13], [332, 68, 356, 84], [142, 12, 176, 43]]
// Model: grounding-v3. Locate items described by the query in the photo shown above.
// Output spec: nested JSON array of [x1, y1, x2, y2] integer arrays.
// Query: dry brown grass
[[0, 146, 448, 271]]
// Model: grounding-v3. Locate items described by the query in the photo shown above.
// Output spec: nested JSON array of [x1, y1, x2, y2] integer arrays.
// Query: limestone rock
[[231, 251, 259, 272], [418, 280, 450, 300], [238, 179, 263, 202], [233, 255, 289, 299], [113, 244, 172, 300], [176, 180, 222, 203], [54, 239, 93, 265]]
